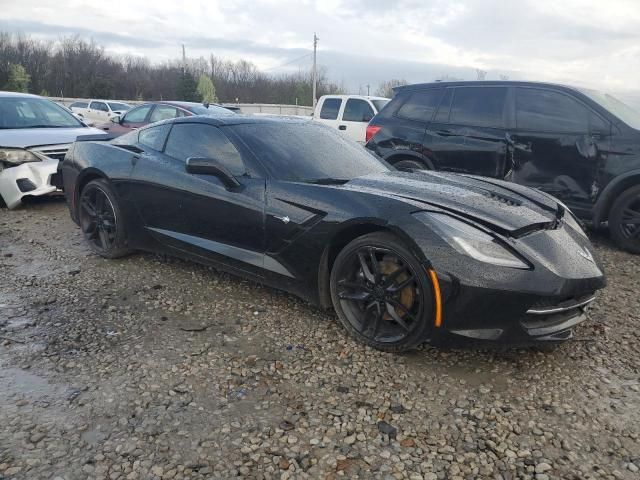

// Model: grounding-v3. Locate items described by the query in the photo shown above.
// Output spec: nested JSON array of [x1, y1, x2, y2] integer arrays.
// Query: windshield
[[108, 102, 131, 112], [232, 122, 390, 182], [0, 97, 84, 129], [579, 89, 640, 130], [371, 99, 390, 113]]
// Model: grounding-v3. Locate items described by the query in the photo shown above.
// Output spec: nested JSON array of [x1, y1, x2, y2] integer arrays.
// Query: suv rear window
[[396, 90, 442, 122], [449, 87, 508, 128], [319, 98, 342, 120]]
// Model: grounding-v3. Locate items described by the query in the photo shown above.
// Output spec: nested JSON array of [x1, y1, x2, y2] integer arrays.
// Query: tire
[[330, 232, 435, 352], [394, 159, 430, 171], [78, 178, 131, 258], [608, 185, 640, 254]]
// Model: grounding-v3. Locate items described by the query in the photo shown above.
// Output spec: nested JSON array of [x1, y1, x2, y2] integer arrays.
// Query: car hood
[[344, 170, 562, 235], [0, 127, 105, 149]]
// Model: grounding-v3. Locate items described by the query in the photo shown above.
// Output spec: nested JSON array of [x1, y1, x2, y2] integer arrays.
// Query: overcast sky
[[2, 0, 640, 100]]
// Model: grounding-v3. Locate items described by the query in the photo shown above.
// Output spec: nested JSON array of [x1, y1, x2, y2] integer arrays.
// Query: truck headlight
[[414, 212, 530, 269], [0, 148, 41, 165]]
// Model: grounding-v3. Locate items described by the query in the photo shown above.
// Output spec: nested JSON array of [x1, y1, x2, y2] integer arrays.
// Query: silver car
[[0, 92, 104, 208]]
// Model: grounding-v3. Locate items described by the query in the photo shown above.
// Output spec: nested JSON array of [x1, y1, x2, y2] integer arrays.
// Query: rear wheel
[[394, 159, 430, 171], [609, 185, 640, 254], [78, 179, 131, 258], [330, 232, 435, 352]]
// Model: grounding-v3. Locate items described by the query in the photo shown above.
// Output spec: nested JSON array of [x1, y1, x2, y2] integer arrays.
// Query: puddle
[[0, 367, 60, 402]]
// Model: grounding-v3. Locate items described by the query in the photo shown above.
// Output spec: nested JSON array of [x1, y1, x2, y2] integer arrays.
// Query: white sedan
[[0, 91, 105, 208]]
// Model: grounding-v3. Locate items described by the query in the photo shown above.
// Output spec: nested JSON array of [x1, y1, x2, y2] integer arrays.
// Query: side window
[[123, 105, 152, 123], [516, 88, 588, 132], [450, 87, 508, 127], [138, 124, 171, 151], [434, 89, 453, 123], [319, 98, 342, 120], [90, 101, 109, 112], [342, 99, 375, 122], [397, 90, 443, 122], [590, 111, 609, 133], [165, 124, 245, 176], [111, 129, 139, 146], [150, 105, 179, 123]]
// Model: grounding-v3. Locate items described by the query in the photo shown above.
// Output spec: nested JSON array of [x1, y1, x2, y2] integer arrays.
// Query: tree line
[[0, 32, 347, 105]]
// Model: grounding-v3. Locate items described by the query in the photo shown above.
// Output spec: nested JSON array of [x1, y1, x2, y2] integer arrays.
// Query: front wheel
[[78, 178, 131, 258], [330, 232, 435, 352], [609, 185, 640, 254]]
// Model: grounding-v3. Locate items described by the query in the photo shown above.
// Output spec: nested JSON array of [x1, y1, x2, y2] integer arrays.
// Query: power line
[[263, 52, 312, 72]]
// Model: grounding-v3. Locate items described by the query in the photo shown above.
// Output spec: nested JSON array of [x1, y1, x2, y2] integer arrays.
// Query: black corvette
[[62, 115, 606, 351]]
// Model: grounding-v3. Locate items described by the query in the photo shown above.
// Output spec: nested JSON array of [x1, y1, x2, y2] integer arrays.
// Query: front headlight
[[414, 212, 530, 269], [0, 148, 41, 165]]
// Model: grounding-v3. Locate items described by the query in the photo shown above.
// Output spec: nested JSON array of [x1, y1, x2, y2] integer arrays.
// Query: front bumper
[[0, 158, 60, 209]]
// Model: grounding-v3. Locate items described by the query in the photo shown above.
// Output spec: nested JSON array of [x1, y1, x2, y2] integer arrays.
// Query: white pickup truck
[[313, 94, 390, 143], [69, 99, 132, 125]]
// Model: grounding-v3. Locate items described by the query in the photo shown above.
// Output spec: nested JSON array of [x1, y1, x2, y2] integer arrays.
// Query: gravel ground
[[0, 198, 638, 480]]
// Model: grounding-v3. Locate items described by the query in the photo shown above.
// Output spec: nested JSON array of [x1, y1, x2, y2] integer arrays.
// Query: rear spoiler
[[75, 133, 117, 142]]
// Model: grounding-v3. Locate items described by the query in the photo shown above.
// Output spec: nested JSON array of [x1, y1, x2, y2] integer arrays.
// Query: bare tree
[[375, 78, 408, 98]]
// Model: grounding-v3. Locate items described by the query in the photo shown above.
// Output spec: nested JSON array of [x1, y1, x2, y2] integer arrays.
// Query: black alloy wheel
[[78, 179, 130, 258], [330, 232, 435, 351], [609, 185, 640, 254]]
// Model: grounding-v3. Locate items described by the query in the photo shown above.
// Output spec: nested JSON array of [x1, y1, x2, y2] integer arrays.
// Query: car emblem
[[578, 247, 595, 263], [274, 215, 290, 224]]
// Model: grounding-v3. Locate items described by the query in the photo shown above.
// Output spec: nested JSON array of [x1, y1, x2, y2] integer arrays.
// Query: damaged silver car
[[0, 92, 104, 208]]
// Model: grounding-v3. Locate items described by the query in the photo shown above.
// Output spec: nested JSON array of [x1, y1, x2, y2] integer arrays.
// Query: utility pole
[[312, 33, 318, 108], [182, 44, 186, 75], [366, 84, 370, 96]]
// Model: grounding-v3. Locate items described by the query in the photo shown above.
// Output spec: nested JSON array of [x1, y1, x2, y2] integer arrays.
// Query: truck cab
[[313, 95, 389, 143]]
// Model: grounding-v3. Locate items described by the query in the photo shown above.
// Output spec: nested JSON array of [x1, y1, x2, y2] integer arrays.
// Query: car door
[[425, 86, 510, 177], [315, 97, 343, 130], [88, 101, 109, 123], [509, 87, 609, 209], [339, 98, 375, 142], [128, 122, 266, 275]]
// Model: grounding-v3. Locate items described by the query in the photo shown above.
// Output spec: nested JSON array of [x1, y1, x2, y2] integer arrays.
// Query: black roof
[[168, 114, 312, 127], [395, 80, 583, 94]]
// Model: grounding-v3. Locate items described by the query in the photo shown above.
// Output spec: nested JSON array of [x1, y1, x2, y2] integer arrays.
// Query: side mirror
[[110, 115, 121, 124], [185, 157, 241, 190]]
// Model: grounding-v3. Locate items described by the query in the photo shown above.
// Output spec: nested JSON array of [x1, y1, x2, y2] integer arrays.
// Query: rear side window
[[516, 88, 588, 133], [450, 87, 508, 127], [164, 123, 245, 175], [123, 105, 152, 123], [150, 105, 179, 123], [342, 99, 374, 122], [138, 124, 170, 151], [319, 98, 342, 120], [396, 90, 443, 122]]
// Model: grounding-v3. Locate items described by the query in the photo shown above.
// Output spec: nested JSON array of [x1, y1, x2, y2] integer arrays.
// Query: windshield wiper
[[304, 178, 350, 185]]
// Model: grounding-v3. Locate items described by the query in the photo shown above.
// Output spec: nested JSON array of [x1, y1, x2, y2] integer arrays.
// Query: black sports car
[[62, 115, 606, 352]]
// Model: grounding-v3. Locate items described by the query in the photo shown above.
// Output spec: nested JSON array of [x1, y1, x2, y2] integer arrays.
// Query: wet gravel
[[0, 198, 639, 480]]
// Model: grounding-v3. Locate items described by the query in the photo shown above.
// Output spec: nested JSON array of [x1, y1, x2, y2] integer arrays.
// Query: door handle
[[435, 129, 453, 136], [338, 125, 347, 130]]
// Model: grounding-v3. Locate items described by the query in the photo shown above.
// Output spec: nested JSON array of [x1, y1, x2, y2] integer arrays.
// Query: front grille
[[31, 145, 70, 162], [520, 293, 596, 338], [527, 292, 596, 315]]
